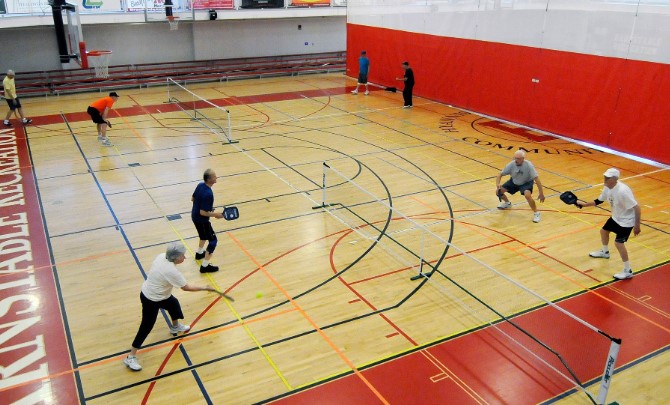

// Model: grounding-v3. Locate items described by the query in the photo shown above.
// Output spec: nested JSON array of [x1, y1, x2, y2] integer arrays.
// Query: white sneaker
[[364, 90, 369, 95], [123, 355, 142, 371], [497, 201, 512, 209], [613, 269, 634, 280], [101, 138, 113, 147], [97, 135, 104, 142], [351, 90, 358, 94], [169, 322, 190, 334], [533, 212, 541, 223], [589, 250, 610, 259]]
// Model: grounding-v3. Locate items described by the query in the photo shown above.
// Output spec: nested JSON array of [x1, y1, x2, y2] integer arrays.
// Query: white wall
[[0, 16, 345, 73], [347, 0, 670, 64]]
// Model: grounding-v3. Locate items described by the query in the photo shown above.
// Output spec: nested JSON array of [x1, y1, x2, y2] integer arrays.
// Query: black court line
[[59, 114, 214, 404], [24, 125, 87, 403]]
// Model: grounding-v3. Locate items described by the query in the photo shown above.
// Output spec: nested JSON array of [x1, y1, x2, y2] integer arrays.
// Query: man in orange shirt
[[87, 92, 119, 146]]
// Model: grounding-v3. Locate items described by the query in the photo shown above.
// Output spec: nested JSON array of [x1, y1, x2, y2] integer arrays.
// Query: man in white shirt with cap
[[576, 168, 641, 280]]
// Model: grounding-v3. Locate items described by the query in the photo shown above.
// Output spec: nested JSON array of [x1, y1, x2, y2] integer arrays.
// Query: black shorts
[[193, 220, 216, 241], [358, 73, 368, 84], [502, 179, 534, 195], [5, 98, 22, 110], [602, 217, 633, 243], [87, 106, 106, 124]]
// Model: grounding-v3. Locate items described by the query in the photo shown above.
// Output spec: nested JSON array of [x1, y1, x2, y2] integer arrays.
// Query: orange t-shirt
[[90, 96, 115, 113]]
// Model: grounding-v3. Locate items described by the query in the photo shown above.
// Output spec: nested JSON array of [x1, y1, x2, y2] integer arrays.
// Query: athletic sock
[[602, 246, 609, 253], [623, 261, 631, 271], [202, 260, 209, 267], [197, 248, 205, 254]]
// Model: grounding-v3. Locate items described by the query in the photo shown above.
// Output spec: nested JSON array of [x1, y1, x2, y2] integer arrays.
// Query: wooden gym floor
[[2, 73, 669, 404]]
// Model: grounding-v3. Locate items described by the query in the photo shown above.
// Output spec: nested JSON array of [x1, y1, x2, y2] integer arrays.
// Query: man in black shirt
[[396, 61, 415, 108]]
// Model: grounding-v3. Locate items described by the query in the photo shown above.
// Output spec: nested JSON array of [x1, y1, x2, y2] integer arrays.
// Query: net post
[[222, 107, 238, 144], [166, 77, 172, 102], [410, 231, 428, 280], [596, 337, 621, 404], [312, 162, 329, 209]]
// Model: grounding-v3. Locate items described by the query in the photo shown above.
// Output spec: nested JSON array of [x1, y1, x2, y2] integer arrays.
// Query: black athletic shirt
[[404, 68, 415, 87]]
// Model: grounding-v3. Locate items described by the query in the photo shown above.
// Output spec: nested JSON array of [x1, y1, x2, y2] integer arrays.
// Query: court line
[[412, 198, 670, 336], [328, 228, 418, 346], [227, 232, 391, 405], [0, 306, 298, 397], [90, 116, 295, 396], [421, 350, 489, 405], [22, 124, 87, 402]]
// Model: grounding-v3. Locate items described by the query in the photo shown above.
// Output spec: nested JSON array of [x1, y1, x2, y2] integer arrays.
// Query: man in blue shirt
[[351, 51, 370, 95], [192, 168, 224, 273]]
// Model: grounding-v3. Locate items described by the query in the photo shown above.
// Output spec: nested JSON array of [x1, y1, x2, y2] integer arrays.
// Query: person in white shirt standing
[[3, 70, 32, 126], [577, 168, 642, 280], [124, 242, 217, 371]]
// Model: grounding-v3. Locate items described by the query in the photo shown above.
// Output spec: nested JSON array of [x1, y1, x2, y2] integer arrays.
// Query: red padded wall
[[347, 24, 670, 165]]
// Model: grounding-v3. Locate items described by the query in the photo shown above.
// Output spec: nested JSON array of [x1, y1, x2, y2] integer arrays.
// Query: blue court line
[[61, 114, 213, 403]]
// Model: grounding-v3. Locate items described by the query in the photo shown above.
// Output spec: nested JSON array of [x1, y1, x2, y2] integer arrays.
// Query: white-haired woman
[[124, 242, 215, 371]]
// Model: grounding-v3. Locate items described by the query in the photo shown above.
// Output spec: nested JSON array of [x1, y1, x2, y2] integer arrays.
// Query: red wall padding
[[347, 24, 670, 165]]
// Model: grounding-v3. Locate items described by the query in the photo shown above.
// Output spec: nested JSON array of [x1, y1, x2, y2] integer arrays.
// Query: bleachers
[[3, 52, 346, 97]]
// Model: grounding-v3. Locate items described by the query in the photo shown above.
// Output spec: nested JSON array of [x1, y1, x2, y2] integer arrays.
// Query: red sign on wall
[[193, 0, 234, 9], [291, 0, 330, 5]]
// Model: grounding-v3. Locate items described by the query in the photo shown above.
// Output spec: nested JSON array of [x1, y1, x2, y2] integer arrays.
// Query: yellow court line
[[227, 231, 390, 405], [0, 307, 298, 396], [99, 121, 294, 390], [421, 350, 489, 405]]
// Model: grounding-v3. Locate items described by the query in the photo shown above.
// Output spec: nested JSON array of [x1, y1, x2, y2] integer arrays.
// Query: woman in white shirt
[[124, 242, 216, 371]]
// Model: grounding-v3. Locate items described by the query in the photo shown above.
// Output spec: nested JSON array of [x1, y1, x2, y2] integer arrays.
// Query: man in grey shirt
[[495, 150, 545, 222]]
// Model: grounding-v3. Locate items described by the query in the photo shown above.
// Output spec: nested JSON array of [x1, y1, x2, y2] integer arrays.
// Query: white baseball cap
[[603, 168, 620, 178]]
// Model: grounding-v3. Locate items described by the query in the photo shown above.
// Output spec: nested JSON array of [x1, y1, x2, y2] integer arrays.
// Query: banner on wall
[[193, 0, 234, 9], [5, 0, 118, 12], [5, 0, 50, 13], [291, 0, 330, 5], [127, 0, 166, 12]]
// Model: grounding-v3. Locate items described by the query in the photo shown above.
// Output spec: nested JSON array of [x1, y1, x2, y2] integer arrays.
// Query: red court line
[[329, 229, 418, 346], [27, 85, 351, 127], [228, 232, 391, 405], [270, 263, 670, 404]]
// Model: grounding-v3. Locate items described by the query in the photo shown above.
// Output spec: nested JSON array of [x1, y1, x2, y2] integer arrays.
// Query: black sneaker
[[200, 264, 219, 273], [22, 118, 32, 125], [195, 251, 206, 260]]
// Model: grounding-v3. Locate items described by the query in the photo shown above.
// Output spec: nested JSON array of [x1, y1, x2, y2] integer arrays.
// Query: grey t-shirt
[[501, 160, 538, 185]]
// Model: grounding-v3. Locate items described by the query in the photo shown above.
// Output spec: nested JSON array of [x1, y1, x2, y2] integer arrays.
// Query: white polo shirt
[[141, 253, 187, 302], [598, 181, 638, 227]]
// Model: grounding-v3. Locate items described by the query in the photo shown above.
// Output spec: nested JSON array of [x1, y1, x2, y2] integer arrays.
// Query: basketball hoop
[[167, 16, 180, 31], [87, 50, 113, 79]]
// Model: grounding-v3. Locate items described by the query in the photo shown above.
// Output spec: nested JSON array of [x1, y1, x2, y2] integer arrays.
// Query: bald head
[[513, 150, 526, 166]]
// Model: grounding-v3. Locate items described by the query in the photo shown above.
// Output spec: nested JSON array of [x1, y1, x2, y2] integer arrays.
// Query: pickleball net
[[314, 161, 621, 404], [166, 77, 236, 144]]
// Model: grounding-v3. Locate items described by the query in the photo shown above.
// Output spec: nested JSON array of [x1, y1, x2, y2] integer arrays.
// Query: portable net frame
[[166, 78, 236, 144], [87, 50, 112, 79], [313, 161, 622, 405]]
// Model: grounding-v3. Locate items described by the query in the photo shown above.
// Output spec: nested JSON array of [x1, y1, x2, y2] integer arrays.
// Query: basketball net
[[87, 50, 112, 79], [168, 16, 179, 31]]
